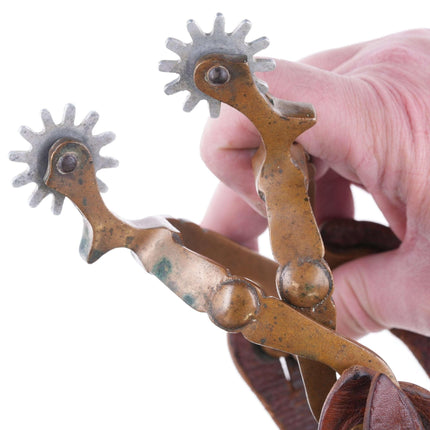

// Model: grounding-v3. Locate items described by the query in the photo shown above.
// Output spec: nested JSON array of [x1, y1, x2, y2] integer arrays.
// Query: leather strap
[[391, 329, 430, 378], [228, 333, 316, 429]]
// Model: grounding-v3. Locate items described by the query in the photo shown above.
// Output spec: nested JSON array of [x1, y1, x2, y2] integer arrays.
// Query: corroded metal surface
[[43, 135, 397, 383], [194, 53, 336, 419], [44, 118, 397, 389]]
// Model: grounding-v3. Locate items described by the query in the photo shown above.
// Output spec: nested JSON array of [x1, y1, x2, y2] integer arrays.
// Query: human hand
[[200, 29, 430, 339]]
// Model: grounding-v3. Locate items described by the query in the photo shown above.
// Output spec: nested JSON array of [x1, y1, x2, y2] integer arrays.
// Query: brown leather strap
[[228, 333, 316, 429], [319, 366, 429, 429], [400, 382, 430, 428], [391, 329, 430, 378], [363, 373, 424, 429], [319, 366, 377, 430]]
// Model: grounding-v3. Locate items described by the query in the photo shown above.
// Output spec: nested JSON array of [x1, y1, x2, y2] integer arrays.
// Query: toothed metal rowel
[[10, 104, 118, 215], [160, 13, 276, 118]]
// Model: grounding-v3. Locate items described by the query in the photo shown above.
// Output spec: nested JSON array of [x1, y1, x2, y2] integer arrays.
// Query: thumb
[[260, 59, 376, 181], [333, 245, 430, 339]]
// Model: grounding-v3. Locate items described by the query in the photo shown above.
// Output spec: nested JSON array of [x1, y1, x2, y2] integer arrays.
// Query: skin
[[200, 29, 430, 339]]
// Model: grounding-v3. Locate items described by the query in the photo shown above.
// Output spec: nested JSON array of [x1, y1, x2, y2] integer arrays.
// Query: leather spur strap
[[228, 333, 317, 429]]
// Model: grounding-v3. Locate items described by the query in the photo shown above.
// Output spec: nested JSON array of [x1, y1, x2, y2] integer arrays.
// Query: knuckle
[[363, 30, 430, 67], [368, 45, 419, 66]]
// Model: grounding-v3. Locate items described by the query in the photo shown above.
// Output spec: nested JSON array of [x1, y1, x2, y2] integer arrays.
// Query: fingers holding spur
[[333, 241, 430, 339], [314, 169, 354, 225], [200, 105, 263, 214], [200, 58, 378, 210], [200, 59, 366, 254]]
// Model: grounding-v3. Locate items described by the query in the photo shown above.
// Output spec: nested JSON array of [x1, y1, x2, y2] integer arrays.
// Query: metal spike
[[212, 14, 225, 36], [93, 131, 116, 148], [9, 150, 30, 163], [19, 126, 39, 145], [187, 20, 205, 41], [254, 58, 276, 73], [63, 104, 76, 126], [29, 186, 50, 208], [166, 38, 188, 57], [159, 60, 180, 73], [41, 109, 56, 130], [13, 171, 33, 187], [248, 37, 270, 54], [164, 78, 185, 95], [99, 157, 119, 169], [52, 194, 65, 215], [231, 19, 251, 41], [79, 111, 99, 133], [183, 93, 202, 112], [256, 79, 269, 94], [97, 178, 108, 193], [208, 99, 221, 118]]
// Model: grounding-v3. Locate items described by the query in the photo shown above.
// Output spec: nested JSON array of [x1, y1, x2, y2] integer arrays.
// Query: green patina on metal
[[152, 257, 172, 282], [183, 294, 195, 306]]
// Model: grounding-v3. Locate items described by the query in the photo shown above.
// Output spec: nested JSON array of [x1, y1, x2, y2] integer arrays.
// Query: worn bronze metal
[[45, 137, 395, 388], [194, 53, 337, 418]]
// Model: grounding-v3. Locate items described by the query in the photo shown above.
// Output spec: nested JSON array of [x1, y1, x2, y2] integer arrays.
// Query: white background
[[1, 1, 430, 428]]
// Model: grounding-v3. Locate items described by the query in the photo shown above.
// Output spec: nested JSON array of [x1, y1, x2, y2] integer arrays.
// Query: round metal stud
[[207, 65, 230, 85], [277, 259, 332, 308], [57, 153, 78, 174], [209, 279, 260, 331]]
